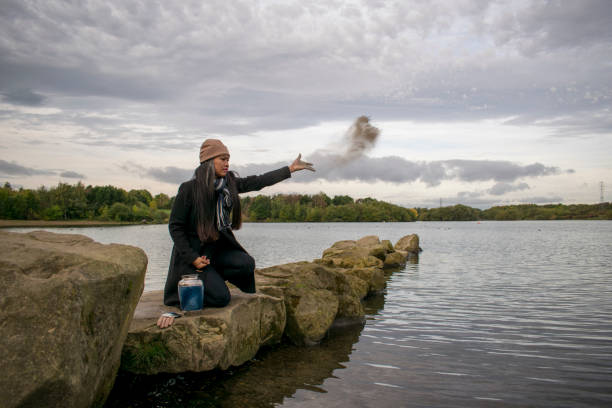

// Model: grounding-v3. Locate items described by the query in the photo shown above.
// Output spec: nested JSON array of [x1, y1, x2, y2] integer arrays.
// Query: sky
[[1, 0, 611, 209]]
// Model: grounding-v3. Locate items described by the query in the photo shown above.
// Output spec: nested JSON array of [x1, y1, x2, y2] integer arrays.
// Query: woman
[[158, 139, 314, 328]]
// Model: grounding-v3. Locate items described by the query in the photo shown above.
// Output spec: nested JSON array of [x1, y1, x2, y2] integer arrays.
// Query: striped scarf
[[214, 176, 232, 231]]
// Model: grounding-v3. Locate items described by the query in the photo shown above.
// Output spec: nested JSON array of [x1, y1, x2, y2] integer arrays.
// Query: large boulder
[[122, 289, 285, 375], [383, 251, 407, 267], [343, 267, 386, 293], [256, 261, 364, 345], [320, 235, 408, 270], [395, 233, 421, 254], [319, 239, 384, 269], [0, 230, 147, 408]]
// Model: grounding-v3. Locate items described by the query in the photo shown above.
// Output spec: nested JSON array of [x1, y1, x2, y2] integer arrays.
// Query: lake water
[[9, 221, 612, 407]]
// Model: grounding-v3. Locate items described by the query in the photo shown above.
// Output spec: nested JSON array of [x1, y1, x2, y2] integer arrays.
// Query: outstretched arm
[[289, 153, 315, 173], [236, 154, 315, 193]]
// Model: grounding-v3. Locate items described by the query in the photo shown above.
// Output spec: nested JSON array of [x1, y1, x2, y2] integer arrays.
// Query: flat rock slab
[[122, 290, 285, 375]]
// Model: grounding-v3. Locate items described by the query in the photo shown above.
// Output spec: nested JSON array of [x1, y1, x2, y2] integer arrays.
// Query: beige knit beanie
[[199, 139, 230, 163]]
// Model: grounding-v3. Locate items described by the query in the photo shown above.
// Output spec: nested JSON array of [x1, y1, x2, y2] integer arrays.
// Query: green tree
[[249, 195, 271, 221], [0, 183, 11, 218], [152, 193, 171, 209], [127, 189, 153, 206], [50, 182, 88, 219], [332, 195, 354, 206], [86, 185, 128, 216], [132, 202, 153, 221], [312, 192, 331, 208], [305, 207, 323, 221], [43, 205, 63, 220], [108, 202, 132, 221], [278, 202, 295, 221]]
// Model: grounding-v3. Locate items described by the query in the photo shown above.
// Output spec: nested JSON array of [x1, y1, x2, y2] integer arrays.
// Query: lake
[[8, 221, 612, 407]]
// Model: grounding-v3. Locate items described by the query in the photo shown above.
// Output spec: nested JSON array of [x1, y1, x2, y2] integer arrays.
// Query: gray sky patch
[[0, 159, 54, 176], [1, 88, 46, 106], [59, 170, 86, 179]]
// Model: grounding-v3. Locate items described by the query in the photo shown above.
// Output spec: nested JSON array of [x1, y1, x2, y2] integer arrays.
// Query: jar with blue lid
[[178, 274, 204, 311]]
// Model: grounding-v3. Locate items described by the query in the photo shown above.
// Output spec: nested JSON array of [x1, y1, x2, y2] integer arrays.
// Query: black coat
[[163, 166, 291, 306]]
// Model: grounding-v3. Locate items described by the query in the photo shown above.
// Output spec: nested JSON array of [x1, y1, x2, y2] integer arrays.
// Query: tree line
[[241, 194, 418, 222], [0, 182, 417, 223], [417, 203, 612, 221], [0, 182, 172, 222], [2, 181, 610, 223]]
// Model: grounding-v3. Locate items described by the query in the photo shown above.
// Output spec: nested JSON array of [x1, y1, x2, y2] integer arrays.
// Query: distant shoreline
[[1, 219, 609, 230], [0, 220, 142, 228]]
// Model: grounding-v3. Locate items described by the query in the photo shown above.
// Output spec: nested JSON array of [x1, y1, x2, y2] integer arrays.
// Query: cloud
[[487, 182, 530, 196], [0, 88, 46, 106], [0, 0, 610, 136], [492, 0, 612, 53], [232, 154, 562, 187], [0, 159, 54, 176], [59, 170, 85, 179], [145, 167, 193, 185], [0, 0, 609, 207], [120, 162, 193, 185], [457, 190, 485, 199], [141, 152, 561, 186], [456, 182, 531, 201], [417, 193, 565, 210], [0, 160, 86, 179]]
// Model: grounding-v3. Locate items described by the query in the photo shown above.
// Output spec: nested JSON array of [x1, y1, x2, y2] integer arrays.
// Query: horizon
[[1, 1, 611, 208], [3, 178, 609, 212]]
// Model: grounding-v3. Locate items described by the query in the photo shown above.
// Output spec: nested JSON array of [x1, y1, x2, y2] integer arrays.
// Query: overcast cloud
[[0, 0, 610, 206], [148, 155, 564, 189], [59, 170, 86, 179], [0, 159, 86, 180], [0, 159, 53, 176]]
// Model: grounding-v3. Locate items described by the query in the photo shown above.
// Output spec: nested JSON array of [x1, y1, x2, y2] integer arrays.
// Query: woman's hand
[[192, 255, 210, 270], [157, 314, 175, 328], [289, 154, 315, 173], [157, 312, 182, 329]]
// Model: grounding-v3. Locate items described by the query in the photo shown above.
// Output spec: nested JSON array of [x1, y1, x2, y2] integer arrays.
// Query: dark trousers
[[198, 238, 256, 307]]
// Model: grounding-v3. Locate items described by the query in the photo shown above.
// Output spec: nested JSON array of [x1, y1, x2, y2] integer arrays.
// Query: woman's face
[[213, 154, 230, 177]]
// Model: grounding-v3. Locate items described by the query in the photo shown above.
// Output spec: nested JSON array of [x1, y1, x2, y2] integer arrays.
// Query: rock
[[383, 251, 407, 268], [121, 233, 421, 374], [356, 235, 381, 247], [381, 240, 394, 253], [343, 267, 386, 293], [0, 230, 147, 408], [356, 235, 387, 260], [122, 289, 285, 375], [269, 234, 420, 344], [256, 261, 362, 345], [367, 245, 387, 261], [395, 234, 420, 253], [320, 240, 384, 269], [285, 288, 338, 346]]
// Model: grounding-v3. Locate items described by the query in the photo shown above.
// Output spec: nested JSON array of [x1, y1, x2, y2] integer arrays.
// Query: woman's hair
[[193, 159, 242, 242]]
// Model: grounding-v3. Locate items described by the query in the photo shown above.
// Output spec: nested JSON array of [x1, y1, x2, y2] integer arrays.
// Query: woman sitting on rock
[[157, 139, 314, 328]]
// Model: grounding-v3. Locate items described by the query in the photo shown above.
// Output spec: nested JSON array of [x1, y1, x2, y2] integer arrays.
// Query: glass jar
[[178, 274, 204, 311]]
